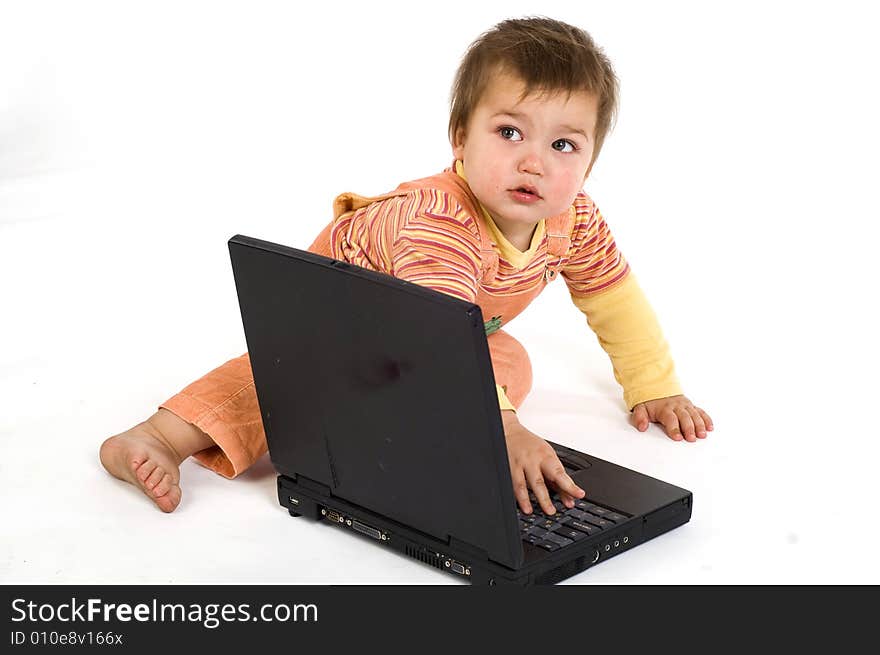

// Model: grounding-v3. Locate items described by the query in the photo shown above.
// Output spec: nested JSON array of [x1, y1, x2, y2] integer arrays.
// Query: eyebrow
[[491, 111, 592, 141]]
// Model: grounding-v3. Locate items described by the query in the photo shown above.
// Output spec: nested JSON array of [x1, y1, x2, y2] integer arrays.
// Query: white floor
[[2, 1, 878, 585]]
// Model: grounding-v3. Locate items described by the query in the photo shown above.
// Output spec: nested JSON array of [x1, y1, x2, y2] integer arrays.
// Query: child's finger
[[675, 407, 697, 442], [545, 466, 585, 506], [525, 470, 556, 515], [698, 408, 714, 431], [631, 404, 650, 431], [660, 407, 683, 441], [543, 456, 578, 487], [557, 490, 575, 507], [690, 407, 708, 438]]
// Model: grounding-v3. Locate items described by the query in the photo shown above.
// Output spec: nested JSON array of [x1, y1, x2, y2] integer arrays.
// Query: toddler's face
[[453, 72, 597, 247]]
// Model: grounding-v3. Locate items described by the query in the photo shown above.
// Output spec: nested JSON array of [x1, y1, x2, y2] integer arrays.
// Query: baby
[[100, 16, 713, 518]]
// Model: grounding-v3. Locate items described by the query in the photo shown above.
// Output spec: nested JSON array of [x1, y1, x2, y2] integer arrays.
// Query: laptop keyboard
[[517, 496, 629, 552]]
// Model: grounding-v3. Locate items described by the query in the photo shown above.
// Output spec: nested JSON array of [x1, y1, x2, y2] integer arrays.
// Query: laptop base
[[277, 473, 692, 586]]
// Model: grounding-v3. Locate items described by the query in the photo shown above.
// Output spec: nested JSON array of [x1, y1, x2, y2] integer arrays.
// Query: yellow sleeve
[[570, 274, 682, 410]]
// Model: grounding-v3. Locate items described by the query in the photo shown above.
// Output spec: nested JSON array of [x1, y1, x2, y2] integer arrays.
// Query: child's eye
[[499, 126, 523, 141], [552, 139, 576, 153]]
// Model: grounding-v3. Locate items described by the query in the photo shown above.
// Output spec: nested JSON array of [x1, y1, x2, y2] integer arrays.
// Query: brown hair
[[449, 17, 619, 175]]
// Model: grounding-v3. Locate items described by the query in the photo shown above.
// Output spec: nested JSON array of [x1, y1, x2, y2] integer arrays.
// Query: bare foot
[[100, 415, 188, 512]]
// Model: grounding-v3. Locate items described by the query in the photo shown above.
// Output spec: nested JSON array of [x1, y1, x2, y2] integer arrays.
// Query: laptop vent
[[405, 545, 445, 571], [535, 554, 592, 586]]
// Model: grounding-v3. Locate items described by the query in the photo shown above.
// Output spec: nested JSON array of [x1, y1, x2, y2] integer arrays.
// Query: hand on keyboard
[[501, 410, 585, 515]]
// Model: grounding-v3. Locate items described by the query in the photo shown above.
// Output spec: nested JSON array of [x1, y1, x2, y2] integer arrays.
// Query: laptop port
[[351, 520, 383, 540], [444, 560, 470, 576], [322, 508, 344, 524]]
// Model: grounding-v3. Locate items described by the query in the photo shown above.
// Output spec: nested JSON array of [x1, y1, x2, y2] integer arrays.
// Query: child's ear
[[451, 127, 467, 160]]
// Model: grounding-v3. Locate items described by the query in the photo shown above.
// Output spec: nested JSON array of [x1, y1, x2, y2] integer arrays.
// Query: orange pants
[[160, 330, 532, 478]]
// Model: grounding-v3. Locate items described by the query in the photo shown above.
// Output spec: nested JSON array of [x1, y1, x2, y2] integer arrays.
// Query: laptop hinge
[[448, 536, 489, 564], [295, 474, 332, 497]]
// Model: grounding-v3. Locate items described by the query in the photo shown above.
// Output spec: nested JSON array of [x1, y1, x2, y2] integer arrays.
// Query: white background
[[1, 0, 878, 584]]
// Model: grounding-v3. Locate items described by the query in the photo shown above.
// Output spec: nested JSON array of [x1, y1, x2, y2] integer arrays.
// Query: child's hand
[[631, 395, 713, 442], [501, 410, 586, 515]]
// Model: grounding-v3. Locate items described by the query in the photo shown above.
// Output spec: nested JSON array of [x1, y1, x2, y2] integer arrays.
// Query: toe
[[154, 485, 182, 513], [151, 472, 174, 498], [144, 465, 166, 491], [134, 459, 157, 483], [101, 426, 184, 513]]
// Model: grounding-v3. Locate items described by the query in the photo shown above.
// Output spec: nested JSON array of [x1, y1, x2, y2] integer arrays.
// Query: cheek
[[551, 169, 583, 197], [487, 171, 506, 192], [471, 167, 504, 195]]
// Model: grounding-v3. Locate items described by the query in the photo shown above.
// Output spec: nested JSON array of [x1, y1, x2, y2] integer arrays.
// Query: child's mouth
[[510, 187, 541, 202]]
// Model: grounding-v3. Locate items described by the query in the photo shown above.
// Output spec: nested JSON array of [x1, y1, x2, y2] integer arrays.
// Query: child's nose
[[517, 151, 544, 176]]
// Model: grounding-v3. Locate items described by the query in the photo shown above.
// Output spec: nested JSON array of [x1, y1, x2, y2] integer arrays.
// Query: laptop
[[228, 234, 693, 585]]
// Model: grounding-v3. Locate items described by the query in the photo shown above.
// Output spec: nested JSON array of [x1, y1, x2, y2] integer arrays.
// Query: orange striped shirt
[[330, 182, 629, 303]]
